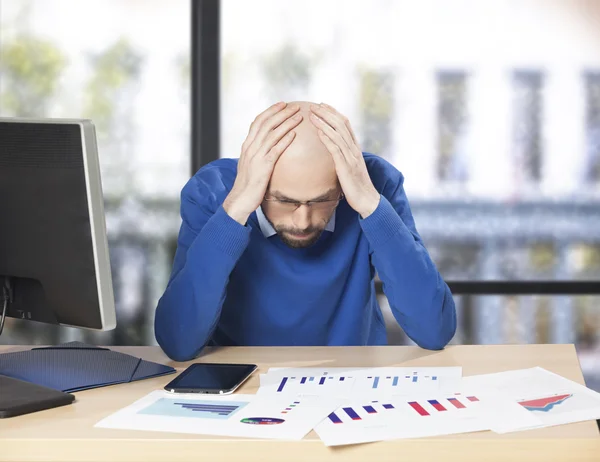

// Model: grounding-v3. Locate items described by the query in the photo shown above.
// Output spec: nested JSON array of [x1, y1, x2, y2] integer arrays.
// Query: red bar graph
[[408, 401, 430, 416], [448, 397, 466, 409], [467, 396, 479, 402]]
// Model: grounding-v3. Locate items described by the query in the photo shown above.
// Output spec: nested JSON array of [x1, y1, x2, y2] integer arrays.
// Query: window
[[359, 69, 394, 161], [0, 0, 190, 346], [437, 72, 469, 183], [512, 71, 544, 184], [585, 71, 600, 183]]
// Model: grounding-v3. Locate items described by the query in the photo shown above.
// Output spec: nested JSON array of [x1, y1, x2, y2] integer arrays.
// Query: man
[[155, 101, 456, 361]]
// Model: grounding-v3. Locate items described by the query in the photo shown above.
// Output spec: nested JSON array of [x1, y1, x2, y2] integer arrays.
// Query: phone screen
[[166, 363, 257, 392]]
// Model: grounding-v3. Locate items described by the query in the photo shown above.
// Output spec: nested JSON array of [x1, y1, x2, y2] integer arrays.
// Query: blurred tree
[[437, 72, 469, 182], [83, 38, 144, 199], [261, 43, 314, 101], [359, 68, 393, 159], [529, 242, 555, 274], [0, 34, 66, 116]]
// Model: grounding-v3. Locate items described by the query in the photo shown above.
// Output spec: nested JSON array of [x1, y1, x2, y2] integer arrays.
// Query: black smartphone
[[164, 363, 258, 395]]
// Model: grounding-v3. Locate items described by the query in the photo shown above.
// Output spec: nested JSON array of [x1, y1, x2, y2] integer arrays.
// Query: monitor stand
[[0, 279, 75, 418]]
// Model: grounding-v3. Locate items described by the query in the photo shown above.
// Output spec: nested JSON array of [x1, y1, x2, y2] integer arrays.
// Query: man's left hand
[[309, 103, 380, 218]]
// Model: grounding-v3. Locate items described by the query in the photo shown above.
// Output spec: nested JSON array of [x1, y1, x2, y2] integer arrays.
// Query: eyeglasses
[[263, 193, 344, 213]]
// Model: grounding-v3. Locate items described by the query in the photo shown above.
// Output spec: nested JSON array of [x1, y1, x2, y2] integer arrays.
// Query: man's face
[[262, 185, 341, 248], [262, 101, 339, 248]]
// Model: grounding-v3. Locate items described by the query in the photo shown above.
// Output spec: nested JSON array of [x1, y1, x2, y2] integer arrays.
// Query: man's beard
[[275, 225, 324, 248]]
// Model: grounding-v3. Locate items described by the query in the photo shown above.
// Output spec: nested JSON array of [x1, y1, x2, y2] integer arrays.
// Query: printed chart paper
[[315, 392, 489, 446], [258, 367, 462, 398], [314, 390, 537, 446], [95, 391, 339, 440], [463, 367, 600, 433]]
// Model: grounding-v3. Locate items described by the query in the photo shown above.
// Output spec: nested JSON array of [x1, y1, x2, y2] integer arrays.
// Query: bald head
[[269, 101, 338, 202], [262, 101, 342, 248]]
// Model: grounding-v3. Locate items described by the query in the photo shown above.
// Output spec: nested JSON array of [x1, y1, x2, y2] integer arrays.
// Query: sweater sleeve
[[154, 174, 251, 361], [359, 179, 457, 350]]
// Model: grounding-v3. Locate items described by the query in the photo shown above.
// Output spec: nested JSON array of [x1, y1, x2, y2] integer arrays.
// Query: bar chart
[[366, 372, 438, 389], [272, 374, 355, 395], [406, 394, 480, 417], [138, 398, 248, 420], [259, 367, 462, 398], [281, 400, 301, 414], [327, 401, 397, 425]]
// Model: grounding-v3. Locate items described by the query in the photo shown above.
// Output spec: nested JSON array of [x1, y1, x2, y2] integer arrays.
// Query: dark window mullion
[[191, 0, 220, 175]]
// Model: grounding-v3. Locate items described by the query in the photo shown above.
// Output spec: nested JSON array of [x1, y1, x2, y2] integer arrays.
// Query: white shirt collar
[[255, 206, 336, 238]]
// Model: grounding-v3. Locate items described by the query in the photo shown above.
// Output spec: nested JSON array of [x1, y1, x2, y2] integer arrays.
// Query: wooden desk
[[1, 344, 599, 461]]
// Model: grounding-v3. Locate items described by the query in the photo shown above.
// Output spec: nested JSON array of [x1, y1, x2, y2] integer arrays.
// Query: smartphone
[[164, 362, 258, 395]]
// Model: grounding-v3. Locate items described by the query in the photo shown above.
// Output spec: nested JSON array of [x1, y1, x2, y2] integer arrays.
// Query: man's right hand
[[223, 102, 302, 225]]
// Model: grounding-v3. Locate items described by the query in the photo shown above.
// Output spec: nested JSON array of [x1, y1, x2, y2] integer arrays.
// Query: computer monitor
[[0, 118, 116, 335]]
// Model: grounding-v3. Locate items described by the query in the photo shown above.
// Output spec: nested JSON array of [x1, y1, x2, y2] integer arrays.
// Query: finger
[[321, 103, 359, 146], [243, 101, 287, 153], [265, 130, 296, 164], [260, 113, 303, 157], [317, 129, 345, 165], [311, 113, 352, 159], [249, 104, 301, 154], [310, 104, 354, 150]]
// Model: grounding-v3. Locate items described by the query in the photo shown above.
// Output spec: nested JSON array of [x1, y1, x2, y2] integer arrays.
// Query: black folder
[[0, 341, 176, 392], [0, 375, 75, 418]]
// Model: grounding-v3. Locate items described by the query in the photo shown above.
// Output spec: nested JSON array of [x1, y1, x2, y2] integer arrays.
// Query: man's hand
[[223, 102, 303, 225], [309, 103, 380, 219]]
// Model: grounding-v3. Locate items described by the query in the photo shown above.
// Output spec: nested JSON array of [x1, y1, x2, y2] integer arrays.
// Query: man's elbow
[[412, 290, 457, 350], [415, 328, 455, 351], [155, 318, 204, 362], [156, 332, 203, 362]]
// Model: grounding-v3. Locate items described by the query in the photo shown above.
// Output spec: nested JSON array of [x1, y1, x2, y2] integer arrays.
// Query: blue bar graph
[[383, 404, 394, 410], [139, 399, 248, 420], [277, 377, 288, 392], [372, 376, 380, 389], [328, 412, 343, 424], [392, 376, 399, 386], [340, 377, 345, 381], [319, 377, 326, 385], [363, 405, 377, 414], [433, 376, 437, 381], [343, 407, 361, 421], [412, 376, 418, 383], [300, 377, 307, 384], [309, 377, 314, 382]]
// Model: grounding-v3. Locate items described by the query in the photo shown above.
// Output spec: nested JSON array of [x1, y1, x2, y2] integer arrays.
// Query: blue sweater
[[155, 154, 456, 361]]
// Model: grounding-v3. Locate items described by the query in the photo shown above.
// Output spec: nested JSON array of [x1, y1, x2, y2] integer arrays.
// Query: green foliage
[[359, 68, 393, 156], [83, 38, 143, 136], [0, 34, 66, 116], [261, 43, 313, 95]]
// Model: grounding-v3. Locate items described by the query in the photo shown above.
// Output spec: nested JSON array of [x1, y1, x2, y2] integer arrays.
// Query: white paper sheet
[[258, 367, 462, 398], [95, 391, 340, 441], [463, 367, 600, 433], [314, 389, 537, 446]]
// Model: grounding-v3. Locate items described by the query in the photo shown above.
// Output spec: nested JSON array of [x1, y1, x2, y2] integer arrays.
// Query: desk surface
[[1, 344, 599, 462]]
